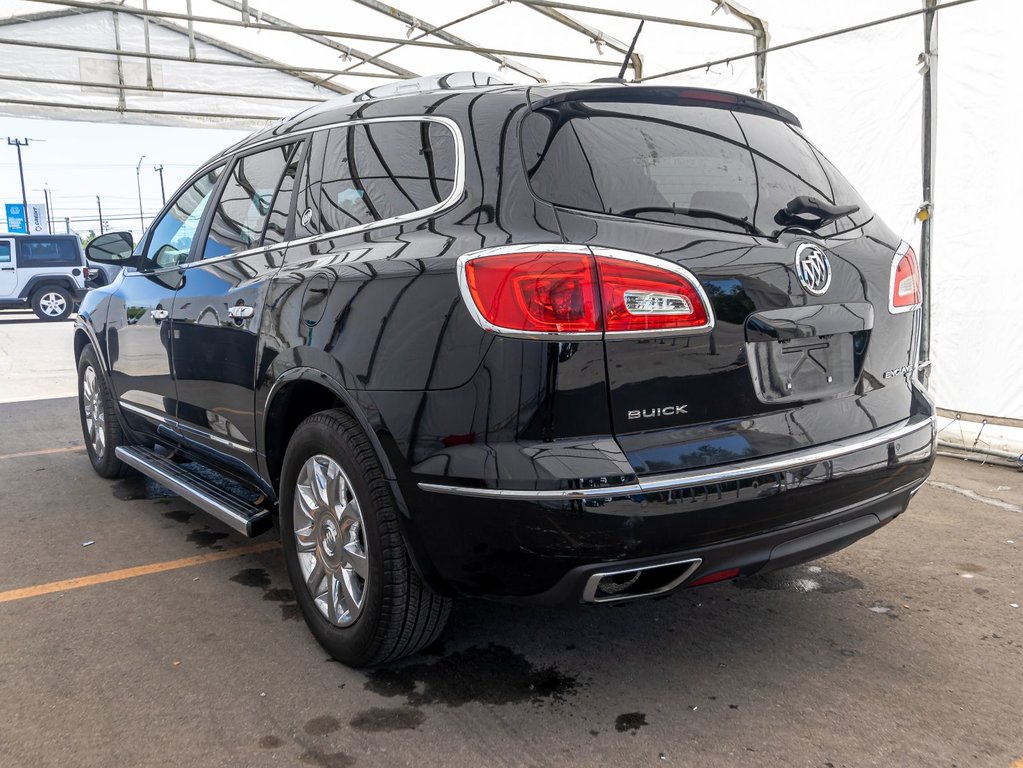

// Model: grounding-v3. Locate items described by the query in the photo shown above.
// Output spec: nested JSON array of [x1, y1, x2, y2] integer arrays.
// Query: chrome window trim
[[888, 239, 921, 315], [455, 244, 716, 342], [181, 115, 465, 270], [417, 414, 935, 500]]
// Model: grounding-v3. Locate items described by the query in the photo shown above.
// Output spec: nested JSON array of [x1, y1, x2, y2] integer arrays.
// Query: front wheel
[[32, 286, 73, 321], [78, 344, 133, 478], [280, 409, 450, 667]]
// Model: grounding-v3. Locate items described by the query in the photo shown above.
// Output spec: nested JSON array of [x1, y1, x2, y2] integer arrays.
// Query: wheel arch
[[18, 275, 80, 301], [261, 369, 448, 594], [261, 368, 399, 495]]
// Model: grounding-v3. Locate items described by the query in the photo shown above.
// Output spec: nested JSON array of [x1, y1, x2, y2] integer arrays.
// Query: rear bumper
[[525, 478, 920, 606], [403, 414, 935, 602]]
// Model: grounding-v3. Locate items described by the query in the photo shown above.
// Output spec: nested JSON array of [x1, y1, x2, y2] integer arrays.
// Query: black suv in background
[[78, 73, 934, 666]]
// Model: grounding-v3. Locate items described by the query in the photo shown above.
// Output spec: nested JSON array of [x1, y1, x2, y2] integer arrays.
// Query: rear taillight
[[457, 246, 714, 339], [889, 242, 922, 313], [83, 266, 90, 280]]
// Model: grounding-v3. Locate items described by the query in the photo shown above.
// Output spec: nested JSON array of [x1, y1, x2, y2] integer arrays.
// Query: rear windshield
[[17, 237, 81, 267], [521, 101, 870, 237]]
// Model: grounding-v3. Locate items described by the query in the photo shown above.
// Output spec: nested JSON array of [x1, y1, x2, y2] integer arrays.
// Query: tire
[[32, 285, 73, 321], [77, 344, 133, 478], [280, 409, 451, 667]]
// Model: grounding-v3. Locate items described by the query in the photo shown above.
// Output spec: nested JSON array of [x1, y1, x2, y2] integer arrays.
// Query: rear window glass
[[522, 101, 870, 236], [17, 238, 80, 267], [294, 120, 457, 238]]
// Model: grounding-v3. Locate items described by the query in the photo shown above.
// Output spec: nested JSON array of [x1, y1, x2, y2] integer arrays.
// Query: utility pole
[[135, 154, 146, 234], [43, 186, 53, 233], [96, 196, 105, 234], [154, 164, 166, 205], [6, 137, 32, 212], [63, 217, 70, 234]]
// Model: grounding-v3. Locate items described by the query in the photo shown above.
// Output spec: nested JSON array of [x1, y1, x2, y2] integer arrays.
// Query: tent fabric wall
[[0, 0, 1017, 425]]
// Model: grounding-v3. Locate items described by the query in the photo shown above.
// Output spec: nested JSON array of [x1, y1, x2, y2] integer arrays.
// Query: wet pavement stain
[[614, 712, 647, 733], [187, 529, 228, 550], [161, 509, 194, 524], [734, 565, 863, 594], [231, 568, 272, 589], [364, 644, 579, 708], [298, 751, 355, 767], [350, 707, 425, 732], [111, 475, 177, 501], [228, 569, 299, 620], [257, 735, 283, 749], [303, 716, 341, 736]]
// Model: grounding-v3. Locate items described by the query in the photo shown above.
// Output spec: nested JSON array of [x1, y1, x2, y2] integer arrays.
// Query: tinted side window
[[523, 103, 757, 235], [296, 120, 456, 237], [143, 167, 223, 271], [203, 143, 298, 259], [0, 242, 11, 263], [263, 143, 303, 247], [18, 238, 80, 267]]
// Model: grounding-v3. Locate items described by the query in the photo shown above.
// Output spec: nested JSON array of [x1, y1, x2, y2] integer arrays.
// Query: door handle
[[228, 305, 254, 320], [150, 308, 169, 321], [0, 267, 14, 272]]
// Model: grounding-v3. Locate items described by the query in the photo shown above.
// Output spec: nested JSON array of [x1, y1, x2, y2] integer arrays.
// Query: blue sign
[[5, 203, 27, 234]]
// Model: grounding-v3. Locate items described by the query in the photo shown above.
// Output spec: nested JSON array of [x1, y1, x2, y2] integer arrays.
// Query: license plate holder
[[746, 334, 856, 404]]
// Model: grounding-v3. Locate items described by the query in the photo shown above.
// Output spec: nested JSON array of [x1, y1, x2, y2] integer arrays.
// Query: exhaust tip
[[582, 558, 701, 604]]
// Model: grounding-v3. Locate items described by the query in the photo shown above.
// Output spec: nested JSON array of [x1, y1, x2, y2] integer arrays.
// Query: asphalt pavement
[[0, 309, 1020, 768]]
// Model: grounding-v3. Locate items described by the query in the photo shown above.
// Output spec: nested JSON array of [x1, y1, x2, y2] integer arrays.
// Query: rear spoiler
[[525, 84, 801, 127]]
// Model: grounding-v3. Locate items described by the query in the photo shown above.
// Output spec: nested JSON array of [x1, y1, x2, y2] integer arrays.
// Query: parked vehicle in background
[[0, 233, 89, 320], [76, 73, 935, 667]]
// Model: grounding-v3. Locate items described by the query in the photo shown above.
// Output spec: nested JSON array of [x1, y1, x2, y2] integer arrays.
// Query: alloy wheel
[[39, 292, 68, 317], [81, 365, 105, 459], [293, 454, 369, 627]]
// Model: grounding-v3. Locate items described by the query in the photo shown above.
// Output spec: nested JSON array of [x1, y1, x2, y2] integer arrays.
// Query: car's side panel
[[171, 248, 285, 469], [104, 268, 183, 437]]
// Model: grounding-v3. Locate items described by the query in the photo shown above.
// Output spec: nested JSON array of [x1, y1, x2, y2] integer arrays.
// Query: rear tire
[[32, 286, 73, 321], [280, 409, 450, 667], [77, 344, 133, 478]]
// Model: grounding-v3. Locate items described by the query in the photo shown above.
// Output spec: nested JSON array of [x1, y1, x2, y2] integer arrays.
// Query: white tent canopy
[[1, 0, 1019, 439]]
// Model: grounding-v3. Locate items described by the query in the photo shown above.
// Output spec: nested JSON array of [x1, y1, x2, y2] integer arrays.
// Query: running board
[[115, 446, 273, 537]]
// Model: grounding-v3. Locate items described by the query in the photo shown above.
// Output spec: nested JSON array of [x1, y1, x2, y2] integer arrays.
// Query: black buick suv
[[77, 73, 935, 666]]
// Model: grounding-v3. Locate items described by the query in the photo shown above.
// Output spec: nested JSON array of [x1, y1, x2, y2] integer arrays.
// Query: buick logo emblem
[[794, 243, 831, 296]]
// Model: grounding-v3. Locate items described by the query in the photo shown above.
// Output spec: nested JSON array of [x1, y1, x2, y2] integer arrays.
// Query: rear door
[[106, 166, 224, 438], [521, 93, 920, 474], [170, 140, 302, 473], [0, 238, 14, 297]]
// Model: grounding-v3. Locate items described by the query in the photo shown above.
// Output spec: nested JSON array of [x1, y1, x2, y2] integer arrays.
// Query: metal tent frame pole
[[919, 0, 938, 386]]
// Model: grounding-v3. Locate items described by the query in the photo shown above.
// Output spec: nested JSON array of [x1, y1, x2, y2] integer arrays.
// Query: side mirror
[[86, 232, 135, 265]]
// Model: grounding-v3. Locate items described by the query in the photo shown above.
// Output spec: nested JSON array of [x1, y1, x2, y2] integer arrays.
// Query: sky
[[1, 116, 250, 242]]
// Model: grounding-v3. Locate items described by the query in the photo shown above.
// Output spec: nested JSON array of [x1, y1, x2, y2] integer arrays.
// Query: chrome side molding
[[418, 414, 935, 501]]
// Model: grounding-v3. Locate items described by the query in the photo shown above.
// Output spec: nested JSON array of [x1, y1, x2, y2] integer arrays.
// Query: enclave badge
[[794, 243, 832, 296]]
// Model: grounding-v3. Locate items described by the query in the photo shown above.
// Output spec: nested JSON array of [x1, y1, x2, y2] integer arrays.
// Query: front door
[[0, 238, 15, 297], [171, 141, 301, 474], [107, 166, 224, 438]]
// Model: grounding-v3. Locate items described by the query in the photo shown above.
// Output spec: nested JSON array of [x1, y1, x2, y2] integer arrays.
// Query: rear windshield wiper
[[774, 195, 860, 232], [616, 205, 769, 238]]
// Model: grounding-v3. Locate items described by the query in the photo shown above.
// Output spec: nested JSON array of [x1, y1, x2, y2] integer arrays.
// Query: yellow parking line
[[0, 541, 281, 604], [0, 446, 86, 461]]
